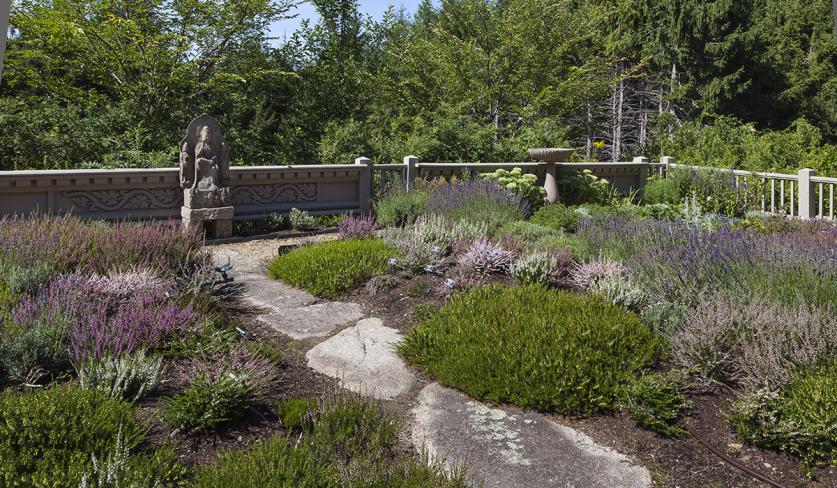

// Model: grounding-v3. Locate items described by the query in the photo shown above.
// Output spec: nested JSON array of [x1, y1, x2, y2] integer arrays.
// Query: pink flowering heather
[[0, 214, 204, 276], [457, 238, 515, 275], [69, 288, 195, 362], [570, 258, 629, 290], [338, 214, 380, 240], [83, 269, 171, 299], [179, 345, 278, 399]]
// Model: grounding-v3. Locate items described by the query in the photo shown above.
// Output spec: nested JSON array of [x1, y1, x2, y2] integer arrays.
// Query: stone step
[[412, 383, 651, 488], [306, 318, 416, 400]]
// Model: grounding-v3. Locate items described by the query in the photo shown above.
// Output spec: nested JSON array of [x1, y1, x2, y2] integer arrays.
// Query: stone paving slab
[[412, 383, 652, 488], [211, 250, 356, 338], [258, 302, 364, 339], [306, 318, 416, 399]]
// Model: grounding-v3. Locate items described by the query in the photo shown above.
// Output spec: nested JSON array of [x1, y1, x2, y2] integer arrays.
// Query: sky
[[267, 0, 425, 44]]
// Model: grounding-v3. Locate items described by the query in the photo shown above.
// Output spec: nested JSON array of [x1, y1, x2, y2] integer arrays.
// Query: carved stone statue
[[179, 114, 234, 238]]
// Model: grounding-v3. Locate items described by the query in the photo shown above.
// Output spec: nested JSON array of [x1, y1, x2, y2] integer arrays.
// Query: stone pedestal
[[181, 205, 234, 238]]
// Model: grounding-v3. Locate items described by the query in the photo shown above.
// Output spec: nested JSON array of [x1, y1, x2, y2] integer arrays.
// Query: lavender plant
[[426, 179, 529, 226]]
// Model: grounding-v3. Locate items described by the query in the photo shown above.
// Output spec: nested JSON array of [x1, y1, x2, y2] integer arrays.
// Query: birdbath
[[528, 148, 575, 203]]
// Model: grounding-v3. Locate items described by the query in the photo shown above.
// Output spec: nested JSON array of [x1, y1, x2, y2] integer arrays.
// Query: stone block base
[[181, 206, 234, 239]]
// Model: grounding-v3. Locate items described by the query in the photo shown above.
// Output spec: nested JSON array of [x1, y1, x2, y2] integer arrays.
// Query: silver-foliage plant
[[289, 208, 317, 231], [76, 350, 164, 403], [508, 252, 558, 286], [570, 257, 628, 290], [588, 274, 649, 310]]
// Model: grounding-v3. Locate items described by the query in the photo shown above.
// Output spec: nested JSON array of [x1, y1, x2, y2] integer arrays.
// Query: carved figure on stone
[[178, 113, 234, 239], [178, 114, 231, 209]]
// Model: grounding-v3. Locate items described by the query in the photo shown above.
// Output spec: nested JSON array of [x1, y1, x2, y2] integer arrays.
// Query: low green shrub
[[642, 176, 681, 205], [400, 285, 660, 414], [193, 436, 339, 487], [76, 350, 164, 402], [495, 220, 558, 241], [374, 186, 431, 227], [160, 375, 251, 432], [640, 302, 687, 335], [305, 394, 398, 462], [366, 274, 399, 295], [729, 361, 837, 473], [405, 277, 433, 298], [0, 385, 148, 486], [527, 233, 592, 261], [278, 398, 318, 431], [268, 239, 398, 299], [411, 303, 439, 322], [528, 204, 580, 232], [619, 371, 691, 437]]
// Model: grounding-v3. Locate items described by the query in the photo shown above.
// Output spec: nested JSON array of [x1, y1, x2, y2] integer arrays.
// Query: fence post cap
[[354, 157, 372, 165], [798, 168, 817, 175], [632, 156, 649, 163], [404, 155, 419, 164]]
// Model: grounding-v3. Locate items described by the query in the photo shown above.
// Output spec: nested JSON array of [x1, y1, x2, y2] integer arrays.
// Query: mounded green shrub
[[268, 239, 398, 298], [0, 385, 147, 486], [729, 361, 837, 473], [193, 436, 339, 488], [160, 375, 251, 432], [278, 397, 318, 431], [495, 220, 559, 242], [642, 176, 681, 205], [619, 371, 691, 437], [400, 285, 660, 414], [528, 204, 580, 232], [374, 186, 431, 227]]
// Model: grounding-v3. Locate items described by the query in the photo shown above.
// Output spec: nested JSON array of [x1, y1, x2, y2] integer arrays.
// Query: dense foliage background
[[1, 0, 836, 173]]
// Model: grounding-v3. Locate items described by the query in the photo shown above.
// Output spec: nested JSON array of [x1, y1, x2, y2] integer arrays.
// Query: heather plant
[[338, 213, 379, 240], [569, 257, 629, 290], [83, 269, 170, 300], [619, 370, 691, 437], [181, 345, 278, 401], [75, 350, 164, 403], [268, 239, 398, 298], [193, 436, 339, 487], [289, 208, 317, 231], [670, 293, 836, 388], [0, 385, 149, 487], [366, 274, 399, 295], [0, 310, 72, 382], [426, 179, 528, 226], [381, 217, 452, 274], [277, 398, 318, 431], [588, 274, 649, 311], [0, 259, 55, 296], [729, 361, 837, 474], [160, 374, 251, 432], [0, 215, 205, 276], [508, 251, 569, 286], [640, 302, 687, 335], [450, 219, 490, 241], [437, 268, 486, 296], [400, 285, 660, 414], [69, 288, 195, 362], [457, 238, 515, 275], [495, 220, 559, 242]]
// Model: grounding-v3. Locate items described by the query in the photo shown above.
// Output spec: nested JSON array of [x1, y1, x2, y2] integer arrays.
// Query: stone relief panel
[[64, 188, 182, 212], [232, 183, 318, 205]]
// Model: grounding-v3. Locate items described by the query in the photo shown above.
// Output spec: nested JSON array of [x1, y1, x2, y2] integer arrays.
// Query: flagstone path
[[209, 244, 651, 488]]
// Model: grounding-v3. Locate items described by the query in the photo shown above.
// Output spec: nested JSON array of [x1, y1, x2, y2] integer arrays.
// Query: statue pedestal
[[181, 206, 234, 239]]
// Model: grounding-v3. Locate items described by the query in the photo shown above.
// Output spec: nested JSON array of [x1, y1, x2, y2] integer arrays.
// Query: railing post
[[661, 156, 675, 178], [355, 156, 373, 214], [798, 168, 817, 220], [633, 156, 649, 195], [404, 155, 419, 190]]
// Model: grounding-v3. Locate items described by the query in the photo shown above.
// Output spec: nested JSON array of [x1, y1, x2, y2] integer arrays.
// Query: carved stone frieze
[[64, 188, 182, 212], [232, 183, 318, 205]]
